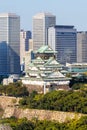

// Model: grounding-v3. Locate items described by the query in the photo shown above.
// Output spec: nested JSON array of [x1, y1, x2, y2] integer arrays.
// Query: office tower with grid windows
[[32, 12, 56, 51], [0, 13, 20, 75], [48, 25, 77, 64]]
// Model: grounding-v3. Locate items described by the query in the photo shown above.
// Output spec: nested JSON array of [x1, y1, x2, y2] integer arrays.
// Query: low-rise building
[[66, 62, 87, 73], [3, 74, 19, 85]]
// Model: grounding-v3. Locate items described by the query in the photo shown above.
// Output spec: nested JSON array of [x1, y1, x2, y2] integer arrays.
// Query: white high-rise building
[[77, 31, 87, 63], [0, 13, 20, 75], [32, 12, 56, 51], [20, 30, 31, 65]]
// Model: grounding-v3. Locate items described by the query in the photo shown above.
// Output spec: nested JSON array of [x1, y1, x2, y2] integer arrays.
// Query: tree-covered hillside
[[0, 82, 29, 97], [1, 116, 87, 130], [19, 90, 87, 114]]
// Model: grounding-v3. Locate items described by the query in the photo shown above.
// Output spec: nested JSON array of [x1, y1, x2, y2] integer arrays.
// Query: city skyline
[[0, 0, 87, 31]]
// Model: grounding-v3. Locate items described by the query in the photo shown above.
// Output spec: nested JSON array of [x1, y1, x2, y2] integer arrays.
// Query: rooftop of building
[[66, 62, 87, 67], [33, 12, 55, 18], [50, 25, 75, 29], [0, 13, 19, 17]]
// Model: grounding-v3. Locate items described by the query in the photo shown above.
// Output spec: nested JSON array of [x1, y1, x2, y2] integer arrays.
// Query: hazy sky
[[0, 0, 87, 31]]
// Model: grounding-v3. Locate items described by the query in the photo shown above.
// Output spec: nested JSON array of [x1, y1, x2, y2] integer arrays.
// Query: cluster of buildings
[[0, 12, 87, 92]]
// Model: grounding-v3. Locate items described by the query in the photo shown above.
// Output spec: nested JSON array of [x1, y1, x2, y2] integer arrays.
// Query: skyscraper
[[48, 25, 77, 64], [77, 31, 87, 63], [0, 13, 20, 75], [20, 30, 31, 65], [32, 12, 56, 51]]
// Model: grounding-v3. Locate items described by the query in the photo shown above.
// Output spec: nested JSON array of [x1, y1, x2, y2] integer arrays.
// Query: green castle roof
[[36, 45, 56, 53]]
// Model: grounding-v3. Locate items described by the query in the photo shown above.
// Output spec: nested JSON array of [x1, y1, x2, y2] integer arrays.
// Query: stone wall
[[25, 84, 70, 94], [2, 107, 83, 123], [0, 96, 84, 123], [25, 84, 44, 93], [0, 96, 20, 109]]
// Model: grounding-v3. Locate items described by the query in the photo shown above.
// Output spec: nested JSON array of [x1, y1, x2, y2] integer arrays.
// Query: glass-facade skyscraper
[[48, 25, 77, 64], [33, 12, 56, 51], [0, 13, 20, 75]]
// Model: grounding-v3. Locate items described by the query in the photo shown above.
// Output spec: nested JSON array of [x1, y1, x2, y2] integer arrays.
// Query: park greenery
[[19, 90, 87, 114], [0, 77, 87, 114], [0, 116, 87, 130], [0, 78, 87, 129], [0, 82, 29, 97]]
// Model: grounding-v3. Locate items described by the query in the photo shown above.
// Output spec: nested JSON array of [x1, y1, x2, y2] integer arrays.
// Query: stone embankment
[[0, 96, 84, 123], [3, 107, 83, 123], [0, 96, 20, 109]]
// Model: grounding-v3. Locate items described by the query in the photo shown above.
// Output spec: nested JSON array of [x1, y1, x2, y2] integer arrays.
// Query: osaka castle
[[22, 45, 70, 93]]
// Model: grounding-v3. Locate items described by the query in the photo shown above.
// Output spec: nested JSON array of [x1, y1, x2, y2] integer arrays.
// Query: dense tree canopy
[[0, 82, 29, 97], [19, 90, 87, 114], [0, 116, 87, 130]]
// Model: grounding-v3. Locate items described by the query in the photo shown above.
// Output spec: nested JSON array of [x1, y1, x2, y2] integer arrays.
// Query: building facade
[[32, 12, 56, 51], [29, 39, 33, 50], [24, 50, 34, 72], [48, 25, 77, 64], [0, 13, 20, 75], [20, 30, 31, 65], [77, 32, 87, 63]]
